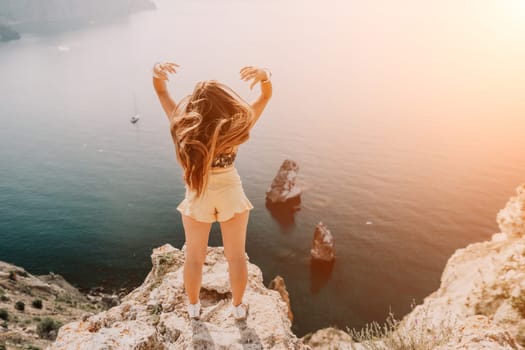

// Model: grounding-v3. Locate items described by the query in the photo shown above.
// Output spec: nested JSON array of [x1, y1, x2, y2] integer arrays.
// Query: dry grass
[[346, 301, 458, 350]]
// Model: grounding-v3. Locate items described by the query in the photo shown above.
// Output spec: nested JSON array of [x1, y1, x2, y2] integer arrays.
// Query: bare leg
[[219, 209, 250, 306], [181, 214, 212, 304]]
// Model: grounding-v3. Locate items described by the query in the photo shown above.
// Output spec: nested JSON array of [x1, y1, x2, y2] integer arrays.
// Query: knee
[[225, 251, 247, 265], [185, 252, 207, 266]]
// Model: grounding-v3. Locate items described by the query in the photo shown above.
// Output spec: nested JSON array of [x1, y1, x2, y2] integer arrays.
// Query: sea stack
[[310, 222, 335, 261], [266, 159, 302, 203]]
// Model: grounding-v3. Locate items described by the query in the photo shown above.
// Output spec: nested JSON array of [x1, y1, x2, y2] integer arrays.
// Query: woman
[[152, 61, 272, 321]]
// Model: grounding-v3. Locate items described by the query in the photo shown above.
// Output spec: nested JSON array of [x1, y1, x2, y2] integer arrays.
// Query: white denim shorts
[[176, 166, 254, 223]]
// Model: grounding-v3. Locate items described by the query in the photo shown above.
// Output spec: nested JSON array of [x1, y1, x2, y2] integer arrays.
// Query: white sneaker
[[232, 301, 249, 321], [187, 300, 201, 320]]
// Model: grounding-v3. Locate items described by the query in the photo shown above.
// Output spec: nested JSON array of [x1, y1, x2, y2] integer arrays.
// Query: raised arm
[[240, 66, 273, 127], [152, 62, 179, 122]]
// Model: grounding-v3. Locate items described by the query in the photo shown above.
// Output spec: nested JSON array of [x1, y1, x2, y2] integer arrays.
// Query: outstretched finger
[[240, 68, 256, 77], [241, 72, 257, 80], [240, 66, 255, 74]]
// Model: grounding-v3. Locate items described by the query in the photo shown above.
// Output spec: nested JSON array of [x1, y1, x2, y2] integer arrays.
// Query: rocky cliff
[[48, 244, 310, 349], [396, 183, 525, 349], [303, 184, 525, 349]]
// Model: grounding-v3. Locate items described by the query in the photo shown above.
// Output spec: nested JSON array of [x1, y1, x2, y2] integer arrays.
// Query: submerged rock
[[310, 222, 335, 262], [266, 159, 302, 203], [48, 244, 310, 349]]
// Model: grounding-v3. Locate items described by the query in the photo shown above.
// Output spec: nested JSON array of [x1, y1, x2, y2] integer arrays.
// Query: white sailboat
[[130, 91, 140, 124]]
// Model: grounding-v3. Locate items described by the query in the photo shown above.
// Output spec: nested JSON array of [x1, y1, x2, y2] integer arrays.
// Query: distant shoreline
[[0, 0, 156, 42]]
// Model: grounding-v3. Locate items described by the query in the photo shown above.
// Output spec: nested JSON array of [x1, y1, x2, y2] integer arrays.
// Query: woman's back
[[212, 145, 238, 168]]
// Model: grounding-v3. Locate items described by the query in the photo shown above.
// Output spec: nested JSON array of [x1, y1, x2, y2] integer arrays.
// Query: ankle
[[232, 300, 243, 307]]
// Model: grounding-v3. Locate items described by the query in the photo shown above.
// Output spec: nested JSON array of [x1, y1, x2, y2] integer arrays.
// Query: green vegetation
[[32, 299, 43, 309], [0, 295, 9, 302], [23, 345, 41, 350], [15, 300, 25, 311], [151, 303, 163, 315], [36, 317, 63, 340], [0, 308, 8, 320], [17, 270, 29, 277], [23, 346, 41, 350], [347, 302, 457, 350]]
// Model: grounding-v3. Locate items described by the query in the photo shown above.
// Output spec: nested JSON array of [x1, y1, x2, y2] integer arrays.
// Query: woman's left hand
[[240, 66, 269, 90], [153, 62, 179, 82]]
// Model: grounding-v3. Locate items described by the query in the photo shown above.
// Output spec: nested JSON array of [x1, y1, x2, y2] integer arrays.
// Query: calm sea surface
[[1, 0, 525, 337]]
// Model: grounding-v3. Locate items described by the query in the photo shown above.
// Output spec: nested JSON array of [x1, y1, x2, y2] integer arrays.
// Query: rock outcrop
[[48, 244, 310, 349], [266, 159, 302, 203], [303, 183, 525, 349], [310, 222, 335, 262], [268, 275, 294, 323]]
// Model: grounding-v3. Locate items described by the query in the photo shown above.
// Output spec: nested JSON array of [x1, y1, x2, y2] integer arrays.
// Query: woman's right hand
[[153, 61, 179, 82], [239, 66, 270, 90]]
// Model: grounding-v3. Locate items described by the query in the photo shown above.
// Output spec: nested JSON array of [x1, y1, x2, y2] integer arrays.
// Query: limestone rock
[[266, 159, 302, 203], [48, 244, 310, 350], [301, 327, 356, 350], [268, 275, 294, 323], [434, 315, 521, 350], [497, 183, 525, 238], [310, 222, 335, 261]]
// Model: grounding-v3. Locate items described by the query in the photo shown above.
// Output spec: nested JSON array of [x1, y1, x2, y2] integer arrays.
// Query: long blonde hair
[[169, 80, 255, 198]]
